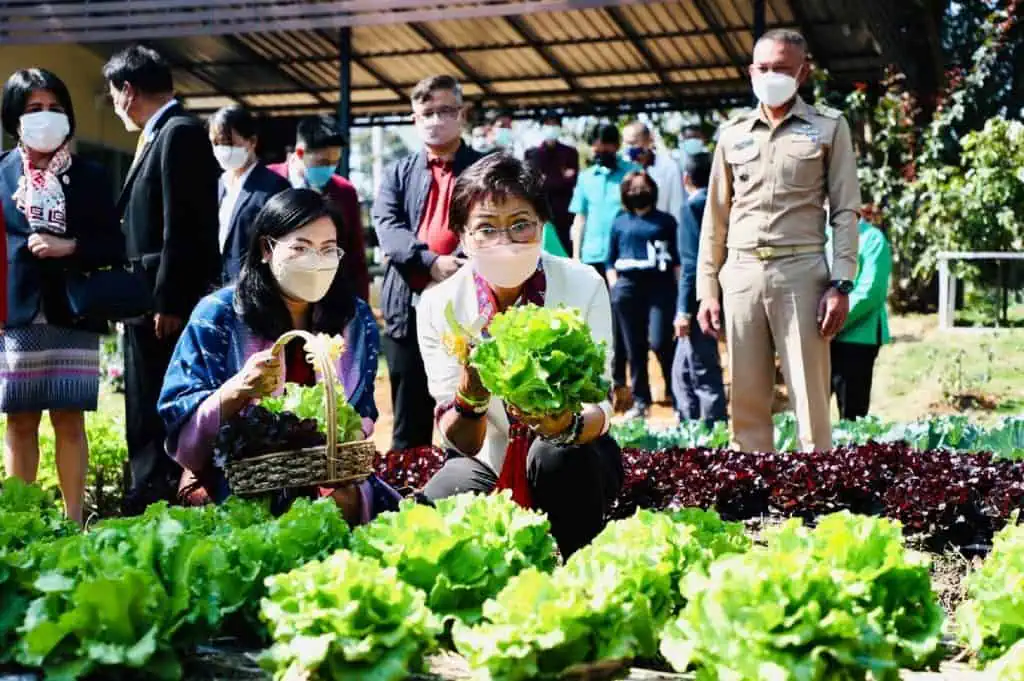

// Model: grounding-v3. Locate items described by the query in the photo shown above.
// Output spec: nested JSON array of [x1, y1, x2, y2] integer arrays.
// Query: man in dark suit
[[672, 151, 726, 427], [372, 75, 484, 451], [103, 45, 221, 514], [525, 114, 578, 254], [268, 115, 370, 301]]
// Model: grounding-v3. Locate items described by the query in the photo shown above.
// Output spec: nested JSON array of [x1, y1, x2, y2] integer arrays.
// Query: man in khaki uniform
[[696, 29, 860, 452]]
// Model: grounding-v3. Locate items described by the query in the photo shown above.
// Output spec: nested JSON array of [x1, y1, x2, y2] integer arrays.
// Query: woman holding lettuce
[[158, 189, 399, 521], [417, 153, 623, 557]]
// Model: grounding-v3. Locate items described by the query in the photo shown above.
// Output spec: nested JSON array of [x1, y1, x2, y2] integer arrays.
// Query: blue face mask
[[682, 138, 706, 156], [494, 128, 514, 148], [305, 165, 335, 190]]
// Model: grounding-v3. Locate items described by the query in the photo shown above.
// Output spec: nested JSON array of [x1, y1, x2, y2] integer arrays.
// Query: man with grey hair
[[622, 120, 684, 225], [373, 75, 486, 450], [695, 28, 860, 452]]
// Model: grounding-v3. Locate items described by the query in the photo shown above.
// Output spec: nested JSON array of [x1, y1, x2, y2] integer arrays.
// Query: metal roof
[[1, 0, 893, 124]]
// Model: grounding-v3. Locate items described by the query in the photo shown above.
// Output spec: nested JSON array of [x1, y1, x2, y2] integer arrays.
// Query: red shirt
[[416, 158, 459, 256]]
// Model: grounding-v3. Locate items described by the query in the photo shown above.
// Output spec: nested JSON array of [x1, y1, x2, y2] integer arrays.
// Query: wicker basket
[[224, 330, 374, 496]]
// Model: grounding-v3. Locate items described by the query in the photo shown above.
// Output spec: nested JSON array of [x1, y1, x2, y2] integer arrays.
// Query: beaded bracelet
[[456, 389, 490, 409], [453, 392, 489, 419]]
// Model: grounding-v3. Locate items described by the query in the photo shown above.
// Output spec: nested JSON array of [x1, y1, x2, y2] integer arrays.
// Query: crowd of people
[[1, 29, 893, 551]]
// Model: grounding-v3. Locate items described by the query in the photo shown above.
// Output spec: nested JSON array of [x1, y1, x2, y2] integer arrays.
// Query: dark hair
[[235, 188, 355, 339], [103, 45, 174, 95], [681, 125, 705, 139], [620, 171, 659, 213], [449, 152, 550, 236], [209, 105, 258, 144], [683, 151, 712, 189], [588, 123, 620, 146], [411, 75, 462, 105], [1, 69, 76, 141], [540, 114, 561, 126], [295, 114, 346, 151]]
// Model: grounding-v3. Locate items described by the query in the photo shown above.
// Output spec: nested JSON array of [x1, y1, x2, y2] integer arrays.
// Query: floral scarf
[[13, 145, 71, 234], [474, 262, 547, 509]]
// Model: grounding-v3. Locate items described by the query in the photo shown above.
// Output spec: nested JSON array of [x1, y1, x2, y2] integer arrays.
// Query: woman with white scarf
[[0, 69, 126, 523]]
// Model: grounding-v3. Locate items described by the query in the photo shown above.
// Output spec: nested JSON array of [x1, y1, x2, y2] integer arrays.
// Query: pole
[[753, 0, 766, 42], [338, 26, 352, 178]]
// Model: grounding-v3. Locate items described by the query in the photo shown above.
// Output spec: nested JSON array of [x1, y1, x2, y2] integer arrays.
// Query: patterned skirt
[[0, 324, 101, 413]]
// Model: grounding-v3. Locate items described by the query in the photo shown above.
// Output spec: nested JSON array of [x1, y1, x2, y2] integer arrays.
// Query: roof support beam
[[338, 26, 352, 177], [788, 0, 830, 70], [501, 15, 595, 108], [603, 6, 688, 108], [405, 22, 501, 102], [313, 28, 408, 102], [221, 34, 332, 107], [691, 0, 749, 73]]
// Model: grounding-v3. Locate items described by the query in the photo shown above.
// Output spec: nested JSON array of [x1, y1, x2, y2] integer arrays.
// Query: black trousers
[[123, 320, 182, 515], [422, 435, 624, 557], [830, 341, 880, 421], [611, 277, 676, 409], [382, 312, 435, 451]]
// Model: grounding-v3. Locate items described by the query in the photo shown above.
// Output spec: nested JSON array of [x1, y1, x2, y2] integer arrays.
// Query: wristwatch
[[831, 280, 855, 295]]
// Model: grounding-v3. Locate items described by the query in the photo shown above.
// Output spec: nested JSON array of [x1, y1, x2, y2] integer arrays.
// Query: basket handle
[[271, 330, 341, 463]]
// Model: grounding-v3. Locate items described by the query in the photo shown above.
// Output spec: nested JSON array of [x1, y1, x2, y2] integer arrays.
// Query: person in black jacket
[[103, 45, 221, 514], [372, 75, 485, 452], [208, 105, 289, 284], [0, 69, 126, 524]]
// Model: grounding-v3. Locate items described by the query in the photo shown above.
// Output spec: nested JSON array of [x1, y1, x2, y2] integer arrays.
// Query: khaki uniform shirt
[[696, 97, 860, 301]]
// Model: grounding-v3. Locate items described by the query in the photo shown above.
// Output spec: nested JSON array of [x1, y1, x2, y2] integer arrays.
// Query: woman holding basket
[[417, 153, 623, 557], [159, 188, 398, 521]]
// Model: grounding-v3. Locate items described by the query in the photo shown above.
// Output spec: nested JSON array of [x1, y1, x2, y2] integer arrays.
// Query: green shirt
[[569, 161, 640, 265], [827, 219, 892, 346]]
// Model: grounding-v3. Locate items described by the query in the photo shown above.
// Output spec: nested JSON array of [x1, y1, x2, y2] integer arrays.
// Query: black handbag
[[65, 264, 153, 321]]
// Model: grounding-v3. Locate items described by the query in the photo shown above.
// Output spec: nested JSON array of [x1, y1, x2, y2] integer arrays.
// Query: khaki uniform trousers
[[720, 251, 832, 452]]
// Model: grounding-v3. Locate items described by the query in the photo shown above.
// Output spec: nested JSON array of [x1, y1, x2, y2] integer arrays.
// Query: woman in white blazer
[[416, 153, 623, 556]]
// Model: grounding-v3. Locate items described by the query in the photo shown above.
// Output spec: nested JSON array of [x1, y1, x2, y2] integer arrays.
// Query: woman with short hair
[[417, 152, 623, 557], [1, 68, 126, 524], [208, 104, 290, 283]]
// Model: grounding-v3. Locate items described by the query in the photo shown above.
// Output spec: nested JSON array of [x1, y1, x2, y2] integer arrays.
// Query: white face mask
[[541, 125, 560, 142], [467, 241, 542, 289], [752, 71, 799, 108], [19, 111, 70, 153], [270, 248, 339, 303], [214, 145, 251, 172], [416, 115, 462, 148], [113, 88, 140, 132]]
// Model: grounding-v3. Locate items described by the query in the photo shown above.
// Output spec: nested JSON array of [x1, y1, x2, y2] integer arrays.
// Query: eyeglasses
[[467, 222, 539, 248], [417, 106, 461, 121], [268, 238, 345, 261]]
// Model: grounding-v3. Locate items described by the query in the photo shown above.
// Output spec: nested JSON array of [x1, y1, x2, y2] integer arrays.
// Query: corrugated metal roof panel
[[349, 88, 402, 103], [519, 8, 622, 42], [362, 53, 462, 85], [424, 16, 525, 48], [243, 93, 320, 107], [549, 42, 646, 73], [576, 73, 660, 89], [490, 78, 569, 94], [183, 95, 238, 110], [353, 24, 431, 55], [459, 48, 553, 80]]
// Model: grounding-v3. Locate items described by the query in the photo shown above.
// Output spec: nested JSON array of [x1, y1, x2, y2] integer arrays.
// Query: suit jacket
[[118, 102, 220, 318], [677, 188, 706, 316], [267, 163, 370, 301], [2, 149, 126, 332], [218, 163, 289, 283], [372, 141, 485, 339]]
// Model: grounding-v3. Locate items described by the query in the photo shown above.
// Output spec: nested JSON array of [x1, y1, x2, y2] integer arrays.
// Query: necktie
[[131, 134, 148, 168]]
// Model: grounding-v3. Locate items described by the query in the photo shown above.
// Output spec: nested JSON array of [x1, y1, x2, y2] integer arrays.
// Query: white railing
[[936, 251, 1024, 331]]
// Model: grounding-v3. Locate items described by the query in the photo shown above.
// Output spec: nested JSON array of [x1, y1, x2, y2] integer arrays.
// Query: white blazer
[[416, 253, 614, 474]]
